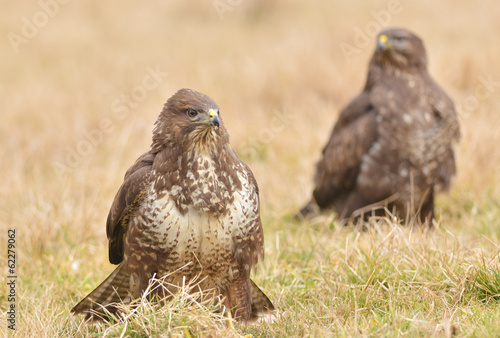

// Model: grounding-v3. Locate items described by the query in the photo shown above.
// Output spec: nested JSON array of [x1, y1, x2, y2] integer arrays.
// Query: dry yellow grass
[[1, 0, 500, 336]]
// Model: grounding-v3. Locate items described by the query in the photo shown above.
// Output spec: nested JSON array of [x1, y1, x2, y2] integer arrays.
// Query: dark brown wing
[[427, 75, 461, 141], [426, 76, 460, 190], [106, 150, 155, 264], [233, 154, 274, 320], [331, 91, 373, 131], [313, 92, 378, 209], [236, 156, 265, 269]]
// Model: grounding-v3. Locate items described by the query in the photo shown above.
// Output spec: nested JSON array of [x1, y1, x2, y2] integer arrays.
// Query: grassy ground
[[1, 0, 500, 336]]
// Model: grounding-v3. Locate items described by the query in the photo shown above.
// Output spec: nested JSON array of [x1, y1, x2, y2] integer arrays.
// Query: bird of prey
[[72, 88, 274, 321], [300, 28, 460, 224]]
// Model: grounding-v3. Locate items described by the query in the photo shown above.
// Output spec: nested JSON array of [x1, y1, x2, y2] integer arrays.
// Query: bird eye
[[394, 35, 405, 41], [186, 109, 198, 118]]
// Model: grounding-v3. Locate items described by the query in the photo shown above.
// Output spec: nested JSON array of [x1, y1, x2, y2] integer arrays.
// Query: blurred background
[[1, 0, 500, 331]]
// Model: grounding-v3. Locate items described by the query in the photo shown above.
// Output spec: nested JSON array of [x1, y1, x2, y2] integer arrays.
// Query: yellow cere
[[209, 109, 218, 119], [378, 34, 388, 44]]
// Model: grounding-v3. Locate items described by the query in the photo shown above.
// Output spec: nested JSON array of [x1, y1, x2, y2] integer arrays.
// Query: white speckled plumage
[[72, 88, 273, 321]]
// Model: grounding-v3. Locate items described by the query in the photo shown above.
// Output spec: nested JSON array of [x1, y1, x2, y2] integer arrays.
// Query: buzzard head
[[152, 89, 229, 152], [372, 28, 427, 71]]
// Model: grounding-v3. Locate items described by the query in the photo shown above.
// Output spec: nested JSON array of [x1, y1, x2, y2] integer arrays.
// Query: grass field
[[2, 0, 500, 336]]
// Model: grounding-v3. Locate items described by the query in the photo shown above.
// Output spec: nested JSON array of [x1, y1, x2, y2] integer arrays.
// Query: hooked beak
[[377, 34, 390, 51], [208, 109, 219, 128]]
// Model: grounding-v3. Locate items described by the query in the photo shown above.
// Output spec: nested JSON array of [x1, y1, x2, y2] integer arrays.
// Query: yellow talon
[[227, 310, 234, 330]]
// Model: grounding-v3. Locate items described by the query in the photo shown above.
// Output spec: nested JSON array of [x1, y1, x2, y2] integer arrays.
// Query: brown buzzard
[[300, 28, 460, 224], [72, 89, 274, 321]]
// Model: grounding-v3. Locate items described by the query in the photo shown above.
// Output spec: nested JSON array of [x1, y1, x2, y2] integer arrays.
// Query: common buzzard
[[300, 28, 460, 224], [72, 89, 274, 321]]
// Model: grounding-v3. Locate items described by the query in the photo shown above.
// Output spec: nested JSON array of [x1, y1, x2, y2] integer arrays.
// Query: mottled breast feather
[[73, 88, 273, 321]]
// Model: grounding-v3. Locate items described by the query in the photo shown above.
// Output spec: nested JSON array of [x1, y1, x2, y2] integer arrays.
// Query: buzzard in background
[[72, 89, 274, 321], [301, 28, 460, 224]]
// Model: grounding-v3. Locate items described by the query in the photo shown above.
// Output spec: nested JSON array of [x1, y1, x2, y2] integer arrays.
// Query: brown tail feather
[[71, 263, 133, 319], [249, 279, 274, 319], [296, 200, 319, 220]]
